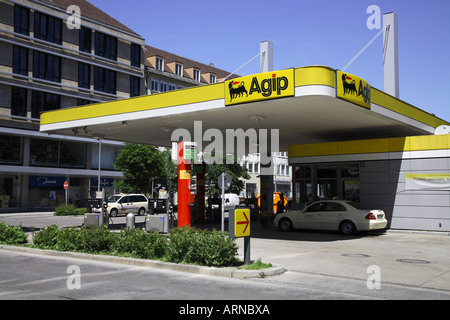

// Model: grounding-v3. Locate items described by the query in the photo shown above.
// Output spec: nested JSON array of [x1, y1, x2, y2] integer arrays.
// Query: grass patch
[[242, 258, 272, 270]]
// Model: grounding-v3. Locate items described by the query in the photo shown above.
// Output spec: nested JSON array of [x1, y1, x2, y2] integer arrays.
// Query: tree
[[113, 143, 166, 196], [159, 147, 178, 196], [205, 155, 250, 198]]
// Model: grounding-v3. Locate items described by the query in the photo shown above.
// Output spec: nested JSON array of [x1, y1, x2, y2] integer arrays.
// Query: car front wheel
[[138, 207, 147, 216], [278, 218, 293, 232]]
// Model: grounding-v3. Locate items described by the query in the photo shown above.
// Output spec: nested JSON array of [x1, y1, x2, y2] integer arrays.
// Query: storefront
[[0, 130, 123, 212], [293, 163, 360, 206], [289, 135, 450, 231]]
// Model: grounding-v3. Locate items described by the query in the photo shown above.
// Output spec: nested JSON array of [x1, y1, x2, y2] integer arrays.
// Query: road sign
[[234, 208, 250, 238], [64, 181, 69, 190], [217, 172, 231, 190]]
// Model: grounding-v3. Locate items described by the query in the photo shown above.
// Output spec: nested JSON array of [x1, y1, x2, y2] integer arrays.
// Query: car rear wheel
[[340, 220, 356, 235], [110, 208, 118, 217], [278, 218, 293, 232], [138, 207, 147, 216]]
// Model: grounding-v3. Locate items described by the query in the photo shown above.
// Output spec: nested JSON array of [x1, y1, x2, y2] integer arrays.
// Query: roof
[[46, 0, 142, 38], [39, 66, 449, 152]]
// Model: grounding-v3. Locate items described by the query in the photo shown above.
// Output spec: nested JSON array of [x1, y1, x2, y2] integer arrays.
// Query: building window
[[31, 90, 60, 119], [11, 87, 27, 117], [59, 141, 86, 167], [151, 79, 159, 93], [193, 69, 200, 81], [175, 63, 183, 76], [130, 76, 140, 97], [94, 67, 116, 94], [160, 82, 167, 92], [33, 51, 61, 83], [13, 46, 28, 76], [95, 32, 117, 61], [78, 63, 90, 89], [169, 84, 176, 91], [210, 74, 216, 84], [34, 12, 62, 44], [91, 144, 120, 170], [14, 5, 29, 36], [30, 138, 58, 166], [130, 44, 141, 67], [79, 27, 92, 53], [29, 139, 86, 168], [156, 57, 164, 71], [0, 135, 22, 164]]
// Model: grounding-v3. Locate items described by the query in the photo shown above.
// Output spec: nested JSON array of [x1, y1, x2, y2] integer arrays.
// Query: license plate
[[377, 214, 384, 219]]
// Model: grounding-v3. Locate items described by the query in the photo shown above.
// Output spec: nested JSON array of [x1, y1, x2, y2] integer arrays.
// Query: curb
[[0, 244, 285, 279]]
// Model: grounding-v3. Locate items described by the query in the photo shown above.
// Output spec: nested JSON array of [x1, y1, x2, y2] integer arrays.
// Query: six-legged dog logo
[[228, 80, 248, 102], [341, 73, 358, 96]]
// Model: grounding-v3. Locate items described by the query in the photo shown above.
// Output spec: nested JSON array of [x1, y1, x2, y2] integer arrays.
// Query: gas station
[[39, 13, 450, 232]]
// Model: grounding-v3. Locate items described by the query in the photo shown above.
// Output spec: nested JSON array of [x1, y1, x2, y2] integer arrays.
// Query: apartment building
[[0, 0, 145, 211], [144, 44, 234, 94], [0, 0, 244, 212]]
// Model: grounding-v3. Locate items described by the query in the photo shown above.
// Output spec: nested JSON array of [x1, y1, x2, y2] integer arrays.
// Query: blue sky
[[90, 0, 450, 122]]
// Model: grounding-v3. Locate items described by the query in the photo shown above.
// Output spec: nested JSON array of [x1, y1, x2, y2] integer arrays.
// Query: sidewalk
[[236, 224, 450, 292]]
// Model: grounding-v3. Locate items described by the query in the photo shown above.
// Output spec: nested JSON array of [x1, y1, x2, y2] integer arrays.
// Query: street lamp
[[93, 134, 105, 194]]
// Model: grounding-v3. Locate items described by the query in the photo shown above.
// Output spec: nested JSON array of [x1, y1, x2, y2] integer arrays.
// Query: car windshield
[[108, 195, 122, 203]]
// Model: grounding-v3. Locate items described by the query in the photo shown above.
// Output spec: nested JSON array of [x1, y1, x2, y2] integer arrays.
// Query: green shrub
[[110, 228, 168, 260], [33, 225, 59, 249], [56, 225, 113, 253], [166, 227, 239, 267], [55, 226, 81, 252], [0, 222, 27, 245], [54, 204, 86, 216], [31, 225, 239, 267]]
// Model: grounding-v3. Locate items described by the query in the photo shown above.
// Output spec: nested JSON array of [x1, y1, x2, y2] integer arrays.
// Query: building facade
[[0, 0, 145, 211], [144, 44, 234, 94], [0, 0, 245, 212], [241, 152, 292, 199]]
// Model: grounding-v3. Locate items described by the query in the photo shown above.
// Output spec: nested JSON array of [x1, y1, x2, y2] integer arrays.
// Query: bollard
[[126, 213, 135, 230]]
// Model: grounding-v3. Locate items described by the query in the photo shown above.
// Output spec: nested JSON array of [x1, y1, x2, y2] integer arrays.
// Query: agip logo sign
[[225, 69, 294, 106], [337, 70, 371, 109]]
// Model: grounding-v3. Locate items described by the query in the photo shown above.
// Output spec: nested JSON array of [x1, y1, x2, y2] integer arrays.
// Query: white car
[[274, 200, 387, 235], [106, 194, 148, 217]]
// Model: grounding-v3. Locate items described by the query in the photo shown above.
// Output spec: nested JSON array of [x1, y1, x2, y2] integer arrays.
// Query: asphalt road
[[1, 249, 448, 301], [1, 212, 449, 301]]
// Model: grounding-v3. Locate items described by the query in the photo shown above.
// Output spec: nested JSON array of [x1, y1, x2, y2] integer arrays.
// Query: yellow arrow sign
[[234, 209, 250, 238]]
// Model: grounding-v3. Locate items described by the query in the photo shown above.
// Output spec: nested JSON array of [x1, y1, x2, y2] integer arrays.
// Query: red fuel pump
[[177, 142, 192, 227]]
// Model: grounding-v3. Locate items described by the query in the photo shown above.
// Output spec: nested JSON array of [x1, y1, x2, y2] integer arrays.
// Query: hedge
[[32, 225, 240, 267], [54, 204, 86, 216], [0, 222, 28, 245]]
